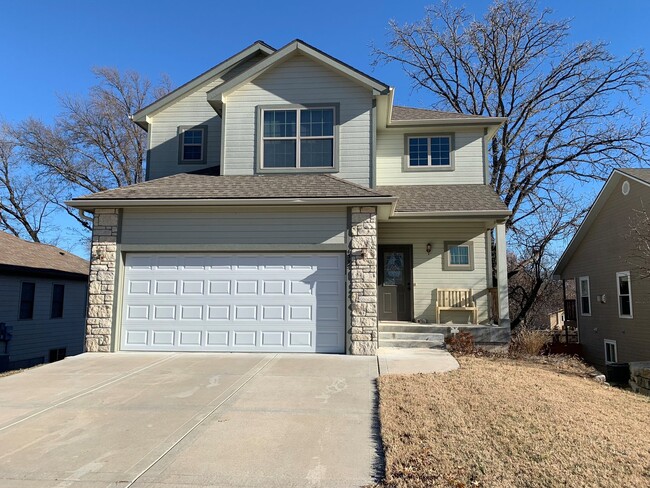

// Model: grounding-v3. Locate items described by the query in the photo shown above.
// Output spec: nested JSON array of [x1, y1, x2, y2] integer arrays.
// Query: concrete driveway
[[0, 353, 381, 487]]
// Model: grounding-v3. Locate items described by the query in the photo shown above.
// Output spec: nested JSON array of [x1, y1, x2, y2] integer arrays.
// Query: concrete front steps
[[379, 324, 445, 349]]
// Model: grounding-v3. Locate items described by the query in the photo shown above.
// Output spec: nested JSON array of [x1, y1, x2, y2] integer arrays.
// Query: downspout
[[78, 209, 94, 223]]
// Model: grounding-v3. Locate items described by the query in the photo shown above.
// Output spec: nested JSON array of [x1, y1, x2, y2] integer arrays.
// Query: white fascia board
[[131, 41, 275, 128], [66, 197, 397, 210]]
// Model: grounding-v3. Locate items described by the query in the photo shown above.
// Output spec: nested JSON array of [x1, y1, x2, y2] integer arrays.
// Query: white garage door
[[120, 253, 346, 353]]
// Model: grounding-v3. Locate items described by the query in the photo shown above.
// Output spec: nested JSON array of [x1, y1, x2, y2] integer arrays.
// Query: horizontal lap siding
[[0, 275, 87, 364], [121, 207, 347, 246], [376, 128, 485, 185], [149, 78, 223, 180], [378, 221, 489, 323], [562, 179, 650, 371], [223, 54, 372, 186]]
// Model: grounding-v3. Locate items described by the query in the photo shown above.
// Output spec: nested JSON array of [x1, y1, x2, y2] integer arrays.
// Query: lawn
[[377, 355, 650, 488]]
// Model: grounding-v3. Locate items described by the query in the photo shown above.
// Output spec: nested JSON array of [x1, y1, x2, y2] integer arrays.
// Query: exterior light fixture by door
[[426, 243, 432, 255]]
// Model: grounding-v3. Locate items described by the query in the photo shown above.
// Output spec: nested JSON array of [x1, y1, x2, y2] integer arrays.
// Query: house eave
[[66, 196, 398, 211]]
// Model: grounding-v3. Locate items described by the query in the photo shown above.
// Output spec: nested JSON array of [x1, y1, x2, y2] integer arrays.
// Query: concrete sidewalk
[[377, 347, 459, 375], [0, 353, 381, 487]]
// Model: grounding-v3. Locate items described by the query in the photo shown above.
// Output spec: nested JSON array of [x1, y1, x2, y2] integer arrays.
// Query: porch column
[[86, 208, 119, 352], [495, 222, 510, 328], [348, 206, 378, 355]]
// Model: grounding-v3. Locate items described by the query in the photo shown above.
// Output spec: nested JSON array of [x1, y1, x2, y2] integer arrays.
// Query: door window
[[384, 252, 404, 286]]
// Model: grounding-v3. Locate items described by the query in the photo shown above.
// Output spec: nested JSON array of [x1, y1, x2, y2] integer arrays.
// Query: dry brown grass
[[509, 328, 549, 356], [377, 355, 650, 488]]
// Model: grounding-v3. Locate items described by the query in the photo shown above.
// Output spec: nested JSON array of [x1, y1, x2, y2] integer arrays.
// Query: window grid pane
[[263, 140, 297, 168], [430, 137, 451, 166], [300, 108, 334, 137], [183, 145, 202, 161], [300, 139, 334, 167], [409, 138, 428, 166], [20, 282, 35, 320], [449, 246, 470, 265], [264, 110, 297, 138], [51, 284, 65, 319]]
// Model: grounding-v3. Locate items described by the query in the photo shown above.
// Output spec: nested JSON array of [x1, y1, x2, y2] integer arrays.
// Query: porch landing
[[379, 322, 511, 349]]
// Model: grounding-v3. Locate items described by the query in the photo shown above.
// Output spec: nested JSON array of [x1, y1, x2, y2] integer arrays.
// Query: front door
[[378, 245, 413, 321]]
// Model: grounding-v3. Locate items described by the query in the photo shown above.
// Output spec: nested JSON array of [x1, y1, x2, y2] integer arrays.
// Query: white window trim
[[578, 276, 591, 316], [404, 134, 455, 172], [604, 339, 618, 364], [178, 126, 207, 164], [448, 244, 471, 267], [259, 106, 338, 171], [616, 271, 633, 319]]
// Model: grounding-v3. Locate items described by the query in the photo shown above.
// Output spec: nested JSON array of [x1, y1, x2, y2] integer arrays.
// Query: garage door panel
[[121, 253, 345, 353]]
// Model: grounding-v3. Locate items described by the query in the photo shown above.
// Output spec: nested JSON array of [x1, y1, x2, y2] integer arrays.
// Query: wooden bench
[[436, 288, 478, 324]]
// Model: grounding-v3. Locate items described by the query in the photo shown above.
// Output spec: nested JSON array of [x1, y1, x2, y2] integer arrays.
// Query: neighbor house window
[[443, 241, 474, 271], [405, 135, 453, 169], [604, 339, 617, 364], [616, 271, 633, 318], [51, 284, 65, 319], [578, 276, 591, 316], [260, 106, 336, 169], [19, 282, 36, 320], [178, 126, 207, 163]]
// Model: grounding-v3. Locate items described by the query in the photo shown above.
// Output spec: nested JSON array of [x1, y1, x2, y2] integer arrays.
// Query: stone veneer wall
[[86, 209, 119, 352], [348, 206, 378, 355], [629, 362, 650, 397]]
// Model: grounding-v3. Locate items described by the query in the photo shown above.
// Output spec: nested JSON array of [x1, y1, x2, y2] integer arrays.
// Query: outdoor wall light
[[426, 243, 432, 255]]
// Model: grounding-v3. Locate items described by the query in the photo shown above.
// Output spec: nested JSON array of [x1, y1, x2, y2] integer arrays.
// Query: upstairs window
[[51, 284, 65, 319], [406, 135, 453, 169], [579, 276, 591, 316], [261, 106, 336, 169], [19, 282, 35, 320], [616, 271, 633, 318], [178, 126, 207, 163]]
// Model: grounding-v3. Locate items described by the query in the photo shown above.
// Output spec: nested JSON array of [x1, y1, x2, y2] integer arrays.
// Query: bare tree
[[15, 67, 171, 229], [374, 0, 650, 327], [0, 123, 54, 242], [627, 201, 650, 279]]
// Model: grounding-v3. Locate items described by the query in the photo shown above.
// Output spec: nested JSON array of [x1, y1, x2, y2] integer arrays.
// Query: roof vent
[[622, 180, 630, 196]]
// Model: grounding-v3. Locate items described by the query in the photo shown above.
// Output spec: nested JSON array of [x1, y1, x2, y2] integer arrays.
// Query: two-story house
[[67, 40, 511, 355], [555, 168, 650, 371]]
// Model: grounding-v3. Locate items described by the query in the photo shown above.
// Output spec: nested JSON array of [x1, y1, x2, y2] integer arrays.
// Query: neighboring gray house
[[67, 39, 511, 356], [0, 232, 89, 371], [555, 168, 650, 371]]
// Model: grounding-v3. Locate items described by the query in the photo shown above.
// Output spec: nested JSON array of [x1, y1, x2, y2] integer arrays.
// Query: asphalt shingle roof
[[0, 232, 89, 276], [377, 184, 510, 214], [74, 172, 393, 201], [391, 106, 491, 121], [617, 168, 650, 184]]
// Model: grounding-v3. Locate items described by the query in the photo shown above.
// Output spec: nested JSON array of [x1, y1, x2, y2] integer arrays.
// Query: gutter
[[65, 196, 398, 210], [390, 209, 511, 219]]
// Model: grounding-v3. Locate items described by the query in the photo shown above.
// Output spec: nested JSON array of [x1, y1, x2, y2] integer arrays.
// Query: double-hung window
[[406, 135, 453, 169], [19, 282, 35, 320], [616, 271, 633, 318], [51, 284, 65, 319], [178, 126, 207, 163], [604, 339, 617, 364], [261, 107, 336, 169], [578, 276, 591, 316]]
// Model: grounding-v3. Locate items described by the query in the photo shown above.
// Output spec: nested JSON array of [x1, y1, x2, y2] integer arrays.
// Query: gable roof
[[206, 39, 390, 109], [378, 184, 511, 217], [131, 41, 275, 129], [0, 232, 89, 278], [554, 168, 650, 276], [67, 172, 396, 209]]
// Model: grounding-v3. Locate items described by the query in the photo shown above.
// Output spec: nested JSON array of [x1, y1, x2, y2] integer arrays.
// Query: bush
[[510, 328, 548, 356], [445, 331, 475, 354]]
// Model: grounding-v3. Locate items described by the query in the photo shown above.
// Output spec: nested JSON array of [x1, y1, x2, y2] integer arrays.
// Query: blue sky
[[1, 0, 649, 255]]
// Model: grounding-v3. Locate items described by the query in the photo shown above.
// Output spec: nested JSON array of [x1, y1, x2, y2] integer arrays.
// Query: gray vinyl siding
[[222, 53, 373, 186], [561, 178, 650, 371], [376, 128, 485, 185], [148, 78, 223, 180], [121, 206, 347, 246], [378, 221, 490, 323], [147, 54, 269, 181], [0, 274, 87, 365]]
